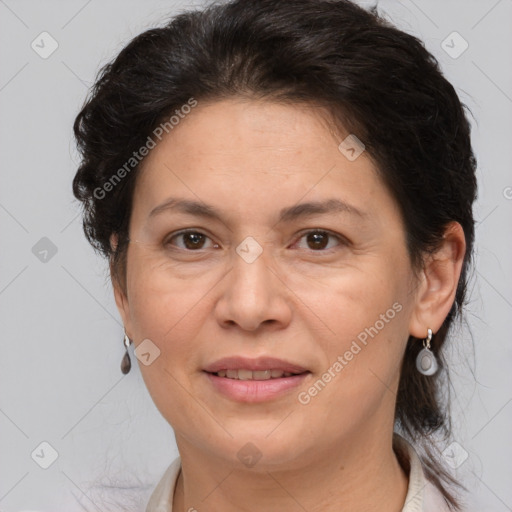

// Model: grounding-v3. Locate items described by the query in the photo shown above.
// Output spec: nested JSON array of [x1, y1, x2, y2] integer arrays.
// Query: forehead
[[131, 98, 398, 227], [144, 99, 342, 169]]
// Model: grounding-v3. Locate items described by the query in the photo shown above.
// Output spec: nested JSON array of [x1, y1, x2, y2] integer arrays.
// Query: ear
[[110, 233, 133, 338], [408, 222, 466, 338]]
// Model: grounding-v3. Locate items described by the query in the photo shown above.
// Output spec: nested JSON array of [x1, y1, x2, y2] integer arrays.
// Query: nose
[[214, 243, 293, 332]]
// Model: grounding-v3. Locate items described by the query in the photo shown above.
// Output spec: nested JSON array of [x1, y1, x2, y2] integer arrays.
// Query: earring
[[121, 333, 132, 375], [415, 328, 438, 376]]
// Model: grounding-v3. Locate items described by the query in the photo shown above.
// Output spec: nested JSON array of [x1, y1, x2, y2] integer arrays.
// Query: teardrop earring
[[121, 333, 132, 375], [415, 328, 438, 376]]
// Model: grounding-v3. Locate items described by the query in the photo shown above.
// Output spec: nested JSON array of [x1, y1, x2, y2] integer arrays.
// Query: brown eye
[[306, 231, 329, 250], [182, 232, 206, 249], [167, 230, 216, 251], [295, 230, 343, 251]]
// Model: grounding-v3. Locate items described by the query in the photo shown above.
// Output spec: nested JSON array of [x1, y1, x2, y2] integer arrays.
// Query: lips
[[215, 369, 298, 380], [203, 356, 310, 402], [203, 356, 309, 375]]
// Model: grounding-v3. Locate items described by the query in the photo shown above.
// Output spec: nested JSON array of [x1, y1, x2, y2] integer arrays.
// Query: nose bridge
[[231, 237, 274, 306], [215, 236, 291, 330]]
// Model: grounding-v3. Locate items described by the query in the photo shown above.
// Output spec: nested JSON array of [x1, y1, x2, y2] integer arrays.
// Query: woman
[[72, 0, 477, 510]]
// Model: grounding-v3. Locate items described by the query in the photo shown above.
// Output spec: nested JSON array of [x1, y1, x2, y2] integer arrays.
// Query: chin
[[216, 424, 315, 470]]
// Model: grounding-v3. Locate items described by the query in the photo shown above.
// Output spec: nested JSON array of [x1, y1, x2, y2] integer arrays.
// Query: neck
[[172, 429, 409, 512]]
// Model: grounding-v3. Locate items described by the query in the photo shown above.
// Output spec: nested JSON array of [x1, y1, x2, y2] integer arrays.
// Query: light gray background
[[0, 0, 511, 510]]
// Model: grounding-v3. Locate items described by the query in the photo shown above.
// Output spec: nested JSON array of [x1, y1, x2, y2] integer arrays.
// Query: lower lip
[[204, 372, 310, 403]]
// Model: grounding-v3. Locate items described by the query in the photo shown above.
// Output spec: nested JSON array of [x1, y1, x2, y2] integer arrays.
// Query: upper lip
[[203, 356, 309, 374]]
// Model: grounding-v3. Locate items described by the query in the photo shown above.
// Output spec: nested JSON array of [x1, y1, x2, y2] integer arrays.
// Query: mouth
[[208, 369, 305, 380], [203, 357, 311, 402]]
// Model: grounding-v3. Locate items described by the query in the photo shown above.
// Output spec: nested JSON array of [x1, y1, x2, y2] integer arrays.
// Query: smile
[[212, 369, 303, 380]]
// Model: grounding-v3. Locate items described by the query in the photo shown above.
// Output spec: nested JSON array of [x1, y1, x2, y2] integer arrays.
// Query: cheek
[[294, 290, 409, 443], [124, 257, 215, 422], [288, 253, 410, 342], [125, 251, 216, 361], [292, 257, 411, 403]]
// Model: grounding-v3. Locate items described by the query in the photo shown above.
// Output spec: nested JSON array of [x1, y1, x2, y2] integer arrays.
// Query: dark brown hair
[[72, 1, 477, 508]]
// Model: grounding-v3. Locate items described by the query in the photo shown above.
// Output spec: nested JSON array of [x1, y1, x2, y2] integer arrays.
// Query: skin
[[112, 98, 466, 512]]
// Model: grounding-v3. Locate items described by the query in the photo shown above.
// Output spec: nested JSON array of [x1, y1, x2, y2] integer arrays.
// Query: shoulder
[[393, 433, 452, 512], [424, 479, 453, 511], [145, 456, 181, 512]]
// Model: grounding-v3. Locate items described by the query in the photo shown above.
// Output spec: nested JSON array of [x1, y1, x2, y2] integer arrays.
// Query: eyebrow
[[148, 197, 367, 223]]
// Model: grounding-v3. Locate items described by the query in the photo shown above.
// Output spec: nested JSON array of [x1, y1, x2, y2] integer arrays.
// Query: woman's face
[[115, 99, 425, 468]]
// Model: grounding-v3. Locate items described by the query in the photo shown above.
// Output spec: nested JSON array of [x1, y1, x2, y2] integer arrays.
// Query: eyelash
[[164, 229, 348, 253]]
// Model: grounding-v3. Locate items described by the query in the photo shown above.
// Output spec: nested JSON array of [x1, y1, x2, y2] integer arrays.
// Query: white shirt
[[145, 434, 451, 511]]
